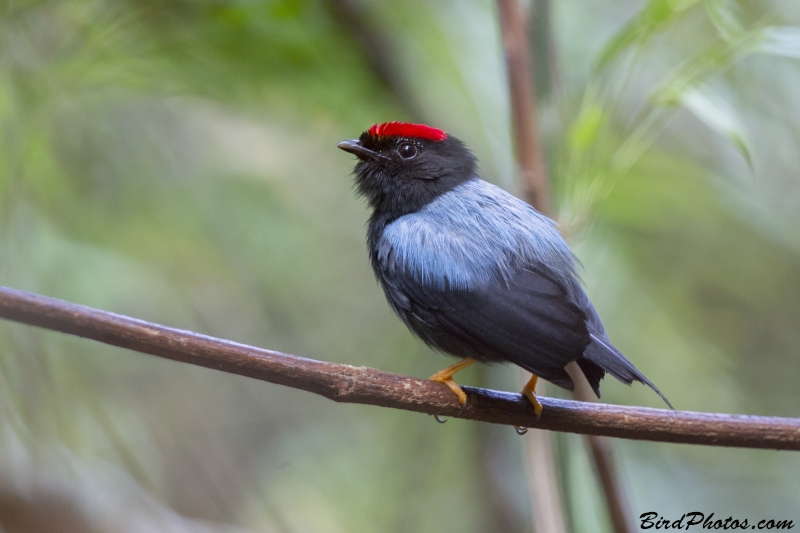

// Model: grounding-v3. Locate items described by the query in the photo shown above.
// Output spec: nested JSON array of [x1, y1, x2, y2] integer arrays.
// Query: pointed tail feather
[[584, 334, 673, 410], [576, 356, 605, 398]]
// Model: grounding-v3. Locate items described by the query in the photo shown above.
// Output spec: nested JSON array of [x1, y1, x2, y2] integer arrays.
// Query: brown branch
[[568, 362, 635, 533], [519, 379, 569, 533], [497, 0, 551, 216], [587, 435, 631, 529], [497, 1, 632, 531], [1, 286, 799, 450], [498, 2, 636, 530], [497, 3, 566, 530]]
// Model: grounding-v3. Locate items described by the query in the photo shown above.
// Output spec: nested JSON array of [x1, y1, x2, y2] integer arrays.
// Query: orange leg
[[521, 374, 542, 416], [429, 358, 476, 408]]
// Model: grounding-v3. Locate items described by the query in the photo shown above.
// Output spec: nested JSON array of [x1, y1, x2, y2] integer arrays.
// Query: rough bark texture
[[1, 286, 799, 450]]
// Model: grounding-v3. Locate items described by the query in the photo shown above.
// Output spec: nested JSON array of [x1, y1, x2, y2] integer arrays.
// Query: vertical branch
[[521, 417, 570, 533], [497, 1, 565, 532], [587, 437, 633, 533], [497, 0, 552, 216], [567, 363, 635, 533], [497, 1, 633, 532], [328, 3, 530, 531], [516, 374, 570, 533]]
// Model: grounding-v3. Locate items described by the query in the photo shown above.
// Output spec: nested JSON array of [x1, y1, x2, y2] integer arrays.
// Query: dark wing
[[380, 265, 591, 391]]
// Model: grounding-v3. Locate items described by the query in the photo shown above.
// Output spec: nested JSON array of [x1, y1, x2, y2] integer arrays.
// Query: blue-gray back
[[378, 178, 578, 292]]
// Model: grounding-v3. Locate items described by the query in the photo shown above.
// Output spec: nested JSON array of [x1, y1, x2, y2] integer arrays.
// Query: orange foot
[[521, 373, 543, 416], [429, 358, 475, 420], [515, 374, 542, 435]]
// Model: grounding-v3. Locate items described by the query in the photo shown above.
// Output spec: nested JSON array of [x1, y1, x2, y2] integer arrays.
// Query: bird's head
[[338, 122, 477, 217]]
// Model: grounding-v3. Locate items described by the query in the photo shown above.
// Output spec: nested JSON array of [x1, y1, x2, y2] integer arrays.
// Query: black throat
[[353, 135, 477, 225]]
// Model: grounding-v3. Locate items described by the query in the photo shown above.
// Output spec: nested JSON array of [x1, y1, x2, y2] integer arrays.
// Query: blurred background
[[1, 0, 800, 531]]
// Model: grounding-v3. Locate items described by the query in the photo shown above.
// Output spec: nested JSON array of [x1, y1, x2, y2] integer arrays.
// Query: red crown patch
[[367, 122, 447, 142]]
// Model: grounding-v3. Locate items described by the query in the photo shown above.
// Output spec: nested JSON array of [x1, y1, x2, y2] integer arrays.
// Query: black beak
[[337, 140, 385, 161]]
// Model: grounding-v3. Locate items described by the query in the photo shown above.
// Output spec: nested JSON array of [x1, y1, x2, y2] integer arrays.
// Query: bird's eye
[[396, 143, 418, 159]]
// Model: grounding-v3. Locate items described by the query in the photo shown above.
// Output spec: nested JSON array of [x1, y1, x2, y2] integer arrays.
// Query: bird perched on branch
[[338, 122, 671, 416]]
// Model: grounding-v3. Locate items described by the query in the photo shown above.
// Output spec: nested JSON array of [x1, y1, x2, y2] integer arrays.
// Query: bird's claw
[[431, 378, 469, 424], [434, 377, 467, 406], [526, 392, 543, 418], [429, 360, 472, 416], [521, 374, 543, 417]]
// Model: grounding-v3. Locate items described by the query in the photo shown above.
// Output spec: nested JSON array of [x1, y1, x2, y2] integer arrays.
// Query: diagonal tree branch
[[1, 286, 800, 450]]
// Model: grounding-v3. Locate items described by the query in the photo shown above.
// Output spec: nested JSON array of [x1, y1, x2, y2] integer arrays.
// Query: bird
[[337, 121, 672, 417]]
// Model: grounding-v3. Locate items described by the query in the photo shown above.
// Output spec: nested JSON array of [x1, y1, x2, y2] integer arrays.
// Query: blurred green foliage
[[1, 0, 800, 531]]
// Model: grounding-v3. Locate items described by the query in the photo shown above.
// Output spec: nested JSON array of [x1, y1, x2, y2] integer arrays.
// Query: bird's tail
[[581, 333, 673, 410]]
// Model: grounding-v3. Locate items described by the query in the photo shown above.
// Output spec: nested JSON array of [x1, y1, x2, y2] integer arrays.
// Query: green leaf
[[568, 101, 606, 151], [651, 37, 747, 106], [679, 85, 752, 165], [594, 0, 704, 72]]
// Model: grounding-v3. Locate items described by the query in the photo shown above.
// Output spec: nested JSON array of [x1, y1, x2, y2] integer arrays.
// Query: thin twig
[[497, 0, 552, 216], [1, 286, 799, 450], [497, 2, 634, 531], [568, 362, 635, 533], [497, 2, 567, 531], [519, 377, 569, 533], [499, 1, 578, 531]]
